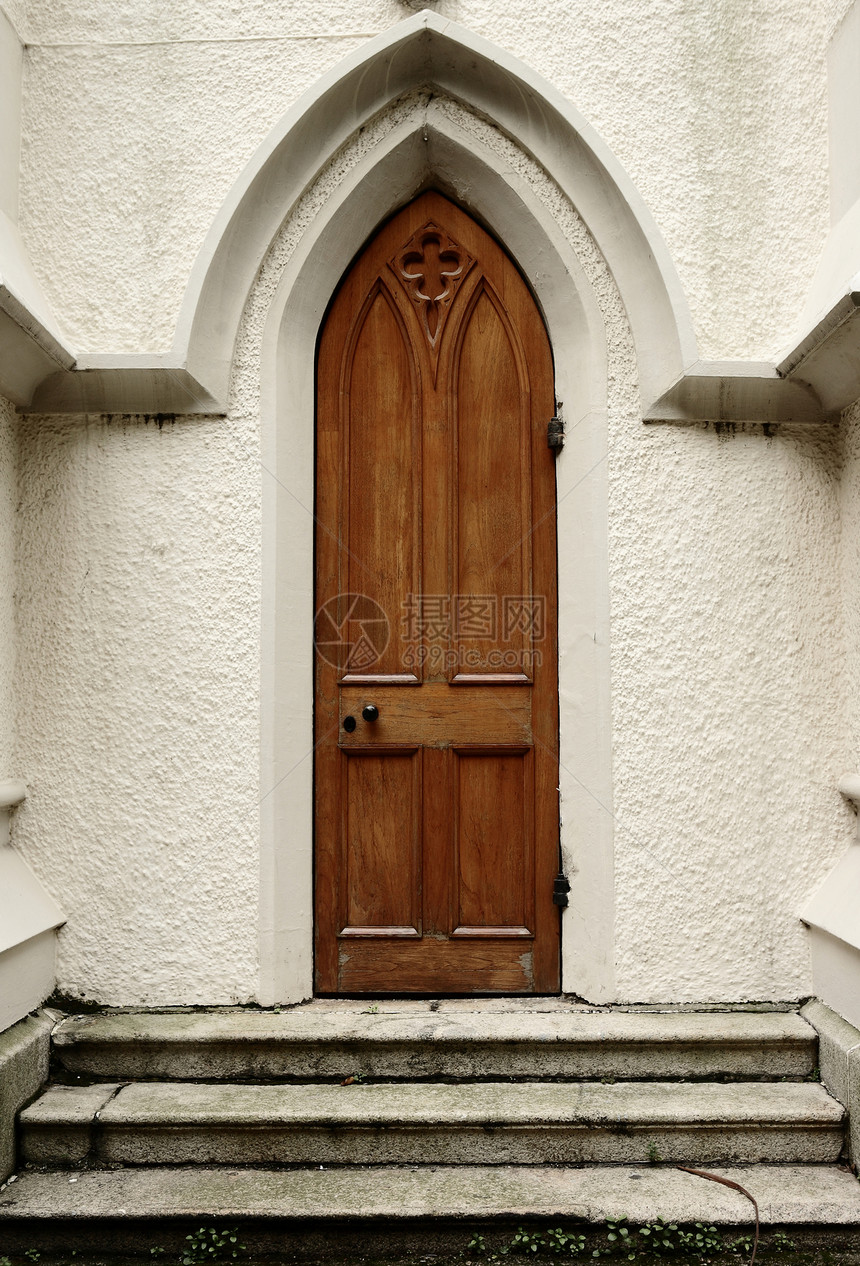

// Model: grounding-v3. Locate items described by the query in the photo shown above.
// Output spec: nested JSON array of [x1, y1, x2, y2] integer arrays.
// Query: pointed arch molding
[[17, 11, 836, 420], [255, 95, 619, 1004], [174, 11, 693, 416]]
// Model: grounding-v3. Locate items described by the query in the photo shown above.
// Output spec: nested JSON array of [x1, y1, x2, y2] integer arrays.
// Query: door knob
[[362, 704, 380, 722]]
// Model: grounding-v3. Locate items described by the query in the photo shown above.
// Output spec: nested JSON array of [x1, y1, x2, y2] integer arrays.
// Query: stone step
[[20, 1079, 845, 1167], [2, 1164, 860, 1258], [50, 1005, 817, 1082]]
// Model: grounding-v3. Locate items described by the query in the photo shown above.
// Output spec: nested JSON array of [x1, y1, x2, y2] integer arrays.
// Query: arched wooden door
[[314, 192, 559, 993]]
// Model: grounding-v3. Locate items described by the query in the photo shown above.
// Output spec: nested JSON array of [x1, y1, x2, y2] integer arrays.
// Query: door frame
[[257, 103, 616, 1005]]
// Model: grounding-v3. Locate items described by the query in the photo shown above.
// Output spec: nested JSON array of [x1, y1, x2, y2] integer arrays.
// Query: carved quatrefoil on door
[[390, 223, 474, 370]]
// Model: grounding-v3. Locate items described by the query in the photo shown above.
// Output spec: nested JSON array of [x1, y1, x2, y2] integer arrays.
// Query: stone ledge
[[802, 999, 860, 1168], [18, 1083, 120, 1165], [643, 362, 825, 424], [19, 1079, 845, 1167], [0, 1011, 54, 1181], [1, 1161, 859, 1222], [51, 1007, 817, 1082], [26, 358, 223, 416]]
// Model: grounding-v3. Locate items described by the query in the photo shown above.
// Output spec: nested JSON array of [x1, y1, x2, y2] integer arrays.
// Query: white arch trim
[[255, 96, 618, 1004], [175, 10, 696, 417]]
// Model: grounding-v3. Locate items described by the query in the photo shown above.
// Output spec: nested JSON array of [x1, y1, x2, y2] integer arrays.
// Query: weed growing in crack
[[465, 1218, 773, 1262], [181, 1227, 246, 1266]]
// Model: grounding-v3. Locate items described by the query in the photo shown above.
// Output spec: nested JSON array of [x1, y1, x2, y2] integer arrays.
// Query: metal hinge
[[552, 872, 571, 908], [547, 413, 564, 450]]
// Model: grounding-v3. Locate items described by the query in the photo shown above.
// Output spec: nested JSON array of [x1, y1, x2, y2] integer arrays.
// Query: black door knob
[[362, 704, 380, 722]]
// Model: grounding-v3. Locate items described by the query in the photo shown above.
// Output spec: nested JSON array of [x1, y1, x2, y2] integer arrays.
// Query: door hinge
[[547, 415, 564, 449], [552, 872, 571, 907]]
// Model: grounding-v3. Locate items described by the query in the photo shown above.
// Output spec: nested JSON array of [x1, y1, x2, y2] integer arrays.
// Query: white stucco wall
[[13, 413, 260, 1004], [610, 421, 850, 1000], [16, 0, 831, 363], [0, 395, 16, 778], [7, 1, 858, 1004]]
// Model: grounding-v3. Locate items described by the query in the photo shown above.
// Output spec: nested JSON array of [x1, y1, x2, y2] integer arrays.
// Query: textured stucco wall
[[16, 0, 830, 362], [0, 396, 16, 778], [610, 421, 850, 1000], [13, 413, 260, 1005]]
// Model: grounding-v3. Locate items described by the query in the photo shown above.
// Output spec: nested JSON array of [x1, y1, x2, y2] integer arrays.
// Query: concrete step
[[19, 1079, 845, 1167], [2, 1164, 860, 1258], [50, 1005, 818, 1082]]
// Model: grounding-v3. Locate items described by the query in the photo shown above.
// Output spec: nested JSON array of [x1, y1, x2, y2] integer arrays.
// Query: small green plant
[[605, 1218, 635, 1260], [769, 1230, 797, 1252], [510, 1227, 548, 1255], [633, 1219, 726, 1259], [544, 1228, 587, 1256], [646, 1140, 663, 1164], [181, 1227, 246, 1266], [464, 1215, 751, 1263], [23, 1252, 41, 1263], [150, 1250, 165, 1259], [363, 1003, 379, 1014], [675, 1224, 725, 1258], [502, 1227, 588, 1258], [637, 1220, 680, 1257]]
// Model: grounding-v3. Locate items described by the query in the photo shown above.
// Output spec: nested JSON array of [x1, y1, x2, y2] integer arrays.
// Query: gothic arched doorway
[[313, 192, 560, 994]]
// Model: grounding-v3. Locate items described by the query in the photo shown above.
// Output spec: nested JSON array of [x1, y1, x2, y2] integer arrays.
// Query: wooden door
[[314, 192, 559, 994]]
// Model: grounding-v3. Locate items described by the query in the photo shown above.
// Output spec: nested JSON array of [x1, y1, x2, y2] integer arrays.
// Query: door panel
[[342, 748, 421, 936], [454, 285, 533, 681], [344, 286, 419, 679], [453, 747, 532, 935], [314, 191, 559, 994]]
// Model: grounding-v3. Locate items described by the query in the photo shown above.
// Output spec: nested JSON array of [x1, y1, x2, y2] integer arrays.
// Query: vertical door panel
[[342, 749, 421, 936], [343, 285, 419, 679], [453, 284, 532, 681], [453, 748, 532, 935]]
